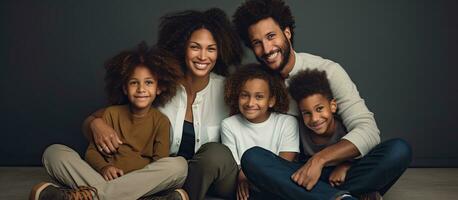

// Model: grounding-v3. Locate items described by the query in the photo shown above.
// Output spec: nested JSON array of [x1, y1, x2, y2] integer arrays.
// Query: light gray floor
[[1, 167, 457, 199]]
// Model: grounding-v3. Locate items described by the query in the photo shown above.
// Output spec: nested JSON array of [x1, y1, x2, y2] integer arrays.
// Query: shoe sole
[[29, 182, 58, 200], [175, 189, 189, 200]]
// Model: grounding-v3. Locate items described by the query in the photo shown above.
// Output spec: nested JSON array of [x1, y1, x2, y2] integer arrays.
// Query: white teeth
[[267, 52, 278, 60], [195, 63, 208, 69]]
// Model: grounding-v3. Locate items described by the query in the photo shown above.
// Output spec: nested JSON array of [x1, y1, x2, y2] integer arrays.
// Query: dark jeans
[[241, 138, 412, 200], [183, 142, 238, 200]]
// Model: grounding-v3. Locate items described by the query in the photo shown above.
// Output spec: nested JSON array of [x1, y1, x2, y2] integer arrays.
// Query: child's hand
[[329, 162, 351, 187], [237, 169, 250, 200], [101, 165, 124, 181]]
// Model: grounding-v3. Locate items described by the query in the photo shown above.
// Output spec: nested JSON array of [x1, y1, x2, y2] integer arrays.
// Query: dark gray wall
[[1, 0, 457, 167]]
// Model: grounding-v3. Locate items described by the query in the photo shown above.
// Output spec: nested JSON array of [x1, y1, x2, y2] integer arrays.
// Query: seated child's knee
[[171, 157, 188, 176], [43, 144, 74, 164], [241, 146, 267, 165]]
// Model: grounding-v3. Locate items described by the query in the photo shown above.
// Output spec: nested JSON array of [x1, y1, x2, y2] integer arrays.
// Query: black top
[[177, 121, 195, 160]]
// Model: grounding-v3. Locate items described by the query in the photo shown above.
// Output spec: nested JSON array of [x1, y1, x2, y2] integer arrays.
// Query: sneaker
[[139, 189, 189, 200], [29, 182, 99, 200], [358, 191, 382, 200]]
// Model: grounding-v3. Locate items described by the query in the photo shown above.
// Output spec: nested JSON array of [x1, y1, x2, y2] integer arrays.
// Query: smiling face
[[123, 66, 161, 115], [299, 94, 337, 136], [185, 28, 218, 78], [248, 18, 293, 73], [238, 78, 276, 123]]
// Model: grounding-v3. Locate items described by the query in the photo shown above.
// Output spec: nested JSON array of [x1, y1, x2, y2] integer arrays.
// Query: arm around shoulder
[[82, 107, 122, 154], [82, 108, 105, 140], [327, 63, 380, 156]]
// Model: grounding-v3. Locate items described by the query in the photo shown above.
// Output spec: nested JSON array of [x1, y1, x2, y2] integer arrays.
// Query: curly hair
[[104, 42, 182, 107], [233, 0, 295, 47], [224, 63, 289, 115], [288, 69, 333, 103], [157, 8, 243, 76]]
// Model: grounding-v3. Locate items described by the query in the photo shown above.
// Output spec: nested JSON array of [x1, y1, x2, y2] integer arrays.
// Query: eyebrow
[[189, 41, 217, 46], [265, 31, 275, 36], [128, 77, 154, 80], [300, 103, 321, 111], [240, 91, 266, 95]]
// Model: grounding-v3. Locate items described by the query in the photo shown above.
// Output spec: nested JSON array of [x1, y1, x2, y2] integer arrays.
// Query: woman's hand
[[91, 118, 122, 154]]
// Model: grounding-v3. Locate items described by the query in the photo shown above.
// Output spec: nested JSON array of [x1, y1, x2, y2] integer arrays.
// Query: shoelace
[[63, 186, 100, 200]]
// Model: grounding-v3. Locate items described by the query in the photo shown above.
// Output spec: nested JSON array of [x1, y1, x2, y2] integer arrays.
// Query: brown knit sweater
[[85, 105, 170, 173]]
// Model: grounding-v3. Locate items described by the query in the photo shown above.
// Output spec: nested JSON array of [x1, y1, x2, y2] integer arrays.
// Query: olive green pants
[[183, 142, 239, 200]]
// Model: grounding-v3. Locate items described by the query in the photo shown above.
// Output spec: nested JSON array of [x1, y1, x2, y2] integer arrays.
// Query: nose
[[197, 49, 206, 60], [311, 112, 320, 123], [262, 40, 272, 55], [136, 83, 146, 93], [247, 97, 255, 107]]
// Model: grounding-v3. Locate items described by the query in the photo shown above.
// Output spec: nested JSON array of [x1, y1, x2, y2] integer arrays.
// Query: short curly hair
[[104, 42, 182, 107], [288, 69, 333, 103], [157, 8, 243, 76], [224, 63, 289, 115], [233, 0, 295, 47]]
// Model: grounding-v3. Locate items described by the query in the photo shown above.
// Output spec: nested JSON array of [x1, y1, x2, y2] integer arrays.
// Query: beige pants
[[42, 144, 187, 200]]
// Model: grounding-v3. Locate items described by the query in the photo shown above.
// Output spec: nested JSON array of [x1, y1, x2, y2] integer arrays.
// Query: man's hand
[[100, 165, 124, 181], [291, 155, 325, 190], [91, 118, 122, 154], [237, 169, 250, 200], [329, 162, 351, 187]]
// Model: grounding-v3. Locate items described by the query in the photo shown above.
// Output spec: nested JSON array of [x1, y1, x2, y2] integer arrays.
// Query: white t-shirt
[[221, 112, 300, 165]]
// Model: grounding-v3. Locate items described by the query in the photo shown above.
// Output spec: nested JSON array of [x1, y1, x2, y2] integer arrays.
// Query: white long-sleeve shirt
[[158, 73, 229, 155], [287, 52, 380, 156]]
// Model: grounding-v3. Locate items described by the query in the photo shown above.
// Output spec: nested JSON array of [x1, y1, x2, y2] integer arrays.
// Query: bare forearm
[[279, 152, 297, 162], [314, 139, 360, 166], [82, 108, 105, 140]]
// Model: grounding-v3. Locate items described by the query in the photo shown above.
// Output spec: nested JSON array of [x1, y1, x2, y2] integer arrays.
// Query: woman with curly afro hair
[[154, 8, 244, 200], [221, 63, 299, 200]]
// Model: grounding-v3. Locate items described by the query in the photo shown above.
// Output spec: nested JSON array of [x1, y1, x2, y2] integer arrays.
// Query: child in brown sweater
[[30, 43, 189, 200]]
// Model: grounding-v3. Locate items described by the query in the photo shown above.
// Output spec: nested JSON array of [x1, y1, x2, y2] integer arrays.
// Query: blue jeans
[[241, 138, 412, 200]]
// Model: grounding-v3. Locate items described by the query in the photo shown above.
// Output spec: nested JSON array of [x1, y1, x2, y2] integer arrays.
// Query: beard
[[255, 33, 291, 72]]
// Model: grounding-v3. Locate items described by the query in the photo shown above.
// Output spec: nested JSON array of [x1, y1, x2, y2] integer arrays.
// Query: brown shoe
[[29, 182, 99, 200], [139, 189, 189, 200], [358, 191, 382, 200]]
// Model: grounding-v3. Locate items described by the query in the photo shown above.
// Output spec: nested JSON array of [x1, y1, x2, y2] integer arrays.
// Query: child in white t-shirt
[[222, 63, 299, 200]]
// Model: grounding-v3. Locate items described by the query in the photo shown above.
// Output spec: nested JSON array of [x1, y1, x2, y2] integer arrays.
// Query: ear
[[330, 99, 337, 113], [156, 87, 162, 95], [269, 96, 276, 108], [123, 85, 128, 95], [283, 27, 292, 41]]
